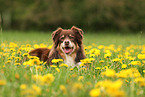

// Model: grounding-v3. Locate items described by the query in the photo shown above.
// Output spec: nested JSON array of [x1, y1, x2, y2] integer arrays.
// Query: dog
[[29, 26, 85, 67]]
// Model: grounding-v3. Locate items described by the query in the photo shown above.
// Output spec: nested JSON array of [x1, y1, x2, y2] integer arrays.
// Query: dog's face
[[52, 26, 84, 55]]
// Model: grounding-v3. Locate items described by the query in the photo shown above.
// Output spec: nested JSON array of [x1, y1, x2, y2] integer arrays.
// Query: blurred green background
[[0, 0, 145, 32]]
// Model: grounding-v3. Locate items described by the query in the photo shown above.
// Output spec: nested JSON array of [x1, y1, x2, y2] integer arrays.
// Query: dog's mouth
[[62, 47, 73, 54]]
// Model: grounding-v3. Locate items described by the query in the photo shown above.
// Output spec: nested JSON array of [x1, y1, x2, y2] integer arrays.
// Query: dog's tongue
[[64, 47, 73, 54]]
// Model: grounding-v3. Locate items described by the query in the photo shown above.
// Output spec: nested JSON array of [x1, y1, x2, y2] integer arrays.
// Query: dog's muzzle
[[62, 40, 74, 54]]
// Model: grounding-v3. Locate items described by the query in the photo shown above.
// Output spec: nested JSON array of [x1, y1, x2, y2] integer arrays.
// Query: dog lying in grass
[[29, 26, 85, 66]]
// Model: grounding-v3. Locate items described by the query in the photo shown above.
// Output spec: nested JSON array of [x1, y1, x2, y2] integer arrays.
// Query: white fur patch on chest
[[64, 54, 76, 67]]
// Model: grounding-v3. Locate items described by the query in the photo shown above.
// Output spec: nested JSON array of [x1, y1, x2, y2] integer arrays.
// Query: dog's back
[[29, 48, 50, 62]]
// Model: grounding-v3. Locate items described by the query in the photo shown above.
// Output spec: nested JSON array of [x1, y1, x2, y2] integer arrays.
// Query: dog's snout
[[64, 40, 70, 45]]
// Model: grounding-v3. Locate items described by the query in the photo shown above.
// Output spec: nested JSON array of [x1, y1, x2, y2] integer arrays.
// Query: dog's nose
[[64, 40, 69, 45]]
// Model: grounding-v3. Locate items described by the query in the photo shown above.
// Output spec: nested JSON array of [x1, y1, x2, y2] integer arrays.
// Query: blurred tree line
[[0, 0, 145, 31]]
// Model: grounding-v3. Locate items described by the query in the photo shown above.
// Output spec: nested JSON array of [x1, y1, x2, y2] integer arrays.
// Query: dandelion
[[50, 65, 57, 68], [42, 73, 55, 85], [48, 45, 53, 49], [36, 66, 43, 71], [15, 73, 20, 79], [51, 59, 63, 63], [130, 61, 141, 66], [31, 59, 40, 65], [0, 80, 7, 86], [122, 64, 127, 68], [60, 85, 67, 94], [95, 67, 101, 70], [78, 76, 84, 81], [112, 58, 120, 62], [104, 53, 111, 58], [99, 60, 104, 63], [80, 58, 92, 63], [90, 54, 95, 57], [59, 63, 68, 67], [98, 45, 104, 49], [138, 54, 145, 59], [72, 82, 83, 91], [5, 60, 12, 64], [101, 69, 116, 77], [79, 63, 84, 67], [14, 63, 21, 66], [20, 84, 27, 89], [89, 88, 100, 97], [70, 68, 74, 71], [32, 84, 41, 95], [23, 61, 33, 66], [23, 53, 29, 57], [56, 68, 60, 72]]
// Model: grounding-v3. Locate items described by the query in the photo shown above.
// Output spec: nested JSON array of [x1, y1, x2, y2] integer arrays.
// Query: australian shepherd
[[29, 26, 85, 67]]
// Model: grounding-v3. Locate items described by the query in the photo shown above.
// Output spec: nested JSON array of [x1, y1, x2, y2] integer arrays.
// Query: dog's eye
[[60, 37, 64, 41], [70, 36, 74, 39]]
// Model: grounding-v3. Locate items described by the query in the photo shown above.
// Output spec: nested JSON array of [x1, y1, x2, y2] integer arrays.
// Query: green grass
[[0, 31, 145, 97], [1, 31, 145, 45]]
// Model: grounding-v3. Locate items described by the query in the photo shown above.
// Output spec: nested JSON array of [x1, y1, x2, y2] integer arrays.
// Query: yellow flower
[[56, 68, 60, 72], [107, 89, 125, 97], [90, 54, 95, 57], [42, 73, 55, 85], [23, 61, 33, 66], [15, 73, 20, 79], [70, 68, 74, 71], [101, 69, 116, 77], [23, 53, 29, 57], [98, 45, 104, 49], [20, 84, 27, 89], [36, 66, 43, 71], [59, 63, 68, 67], [50, 65, 57, 68], [48, 45, 53, 49], [130, 61, 141, 66], [32, 84, 41, 95], [138, 54, 145, 59], [112, 58, 120, 62], [5, 60, 12, 64], [104, 53, 111, 58], [78, 76, 84, 81], [122, 64, 127, 68], [80, 58, 92, 63], [72, 83, 83, 91], [89, 48, 100, 56], [31, 59, 40, 65], [99, 60, 104, 63], [34, 44, 39, 48], [89, 88, 100, 97], [51, 59, 63, 63], [14, 63, 21, 66], [0, 80, 7, 86], [26, 44, 31, 47], [60, 85, 67, 94], [79, 63, 84, 67], [95, 67, 101, 70], [134, 77, 145, 83]]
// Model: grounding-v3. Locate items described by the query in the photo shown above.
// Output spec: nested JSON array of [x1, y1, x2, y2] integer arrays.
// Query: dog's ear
[[52, 27, 63, 48], [71, 26, 84, 46]]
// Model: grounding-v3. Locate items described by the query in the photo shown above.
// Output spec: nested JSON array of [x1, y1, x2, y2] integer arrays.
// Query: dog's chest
[[64, 55, 76, 67]]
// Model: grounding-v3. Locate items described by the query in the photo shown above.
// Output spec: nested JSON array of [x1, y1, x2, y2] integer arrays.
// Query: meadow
[[0, 31, 145, 97]]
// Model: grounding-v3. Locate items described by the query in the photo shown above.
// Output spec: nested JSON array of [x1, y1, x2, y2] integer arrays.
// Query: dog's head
[[52, 26, 84, 55]]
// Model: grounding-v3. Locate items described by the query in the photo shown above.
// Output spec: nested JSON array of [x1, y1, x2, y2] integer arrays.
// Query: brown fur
[[29, 26, 85, 65]]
